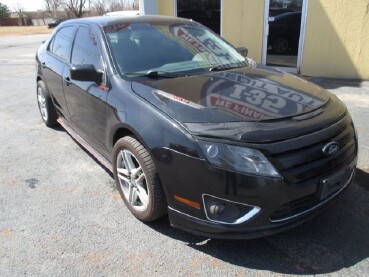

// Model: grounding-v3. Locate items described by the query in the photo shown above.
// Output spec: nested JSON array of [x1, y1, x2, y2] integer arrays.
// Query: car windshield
[[104, 22, 247, 77]]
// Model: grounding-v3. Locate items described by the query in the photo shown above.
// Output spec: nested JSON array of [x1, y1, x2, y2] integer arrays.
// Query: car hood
[[131, 65, 330, 124], [131, 65, 346, 142]]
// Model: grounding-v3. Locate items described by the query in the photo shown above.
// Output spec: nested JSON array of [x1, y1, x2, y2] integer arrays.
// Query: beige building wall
[[157, 0, 175, 16], [301, 0, 369, 79], [222, 0, 265, 63]]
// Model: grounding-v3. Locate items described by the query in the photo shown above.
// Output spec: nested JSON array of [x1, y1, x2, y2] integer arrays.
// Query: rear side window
[[71, 26, 103, 72], [48, 26, 75, 61]]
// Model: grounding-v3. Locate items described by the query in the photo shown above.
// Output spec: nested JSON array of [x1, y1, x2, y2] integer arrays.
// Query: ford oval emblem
[[322, 142, 340, 156]]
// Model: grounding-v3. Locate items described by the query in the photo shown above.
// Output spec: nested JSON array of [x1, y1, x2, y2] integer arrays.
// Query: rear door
[[63, 24, 108, 152], [42, 26, 76, 120]]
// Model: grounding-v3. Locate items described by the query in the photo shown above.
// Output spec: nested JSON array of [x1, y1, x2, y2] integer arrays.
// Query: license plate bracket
[[319, 171, 345, 200]]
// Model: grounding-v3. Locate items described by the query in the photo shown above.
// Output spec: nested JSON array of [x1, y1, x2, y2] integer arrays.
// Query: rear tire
[[112, 136, 167, 221], [37, 80, 57, 127]]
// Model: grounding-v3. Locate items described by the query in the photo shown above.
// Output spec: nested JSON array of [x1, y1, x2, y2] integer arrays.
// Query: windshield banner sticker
[[170, 26, 231, 66]]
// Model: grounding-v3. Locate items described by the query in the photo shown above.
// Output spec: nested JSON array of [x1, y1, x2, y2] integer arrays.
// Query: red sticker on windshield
[[103, 24, 129, 33]]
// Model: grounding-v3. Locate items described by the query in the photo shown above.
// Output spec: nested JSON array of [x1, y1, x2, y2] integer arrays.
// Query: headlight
[[198, 141, 280, 177]]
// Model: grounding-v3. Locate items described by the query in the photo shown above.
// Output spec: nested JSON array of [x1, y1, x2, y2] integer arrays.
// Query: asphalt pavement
[[0, 34, 368, 276]]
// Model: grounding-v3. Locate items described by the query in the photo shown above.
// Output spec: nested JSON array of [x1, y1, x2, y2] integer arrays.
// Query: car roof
[[59, 15, 193, 28]]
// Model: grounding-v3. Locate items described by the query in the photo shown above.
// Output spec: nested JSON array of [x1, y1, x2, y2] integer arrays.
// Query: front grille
[[270, 168, 354, 222], [265, 115, 357, 184], [270, 193, 317, 221], [261, 114, 357, 222]]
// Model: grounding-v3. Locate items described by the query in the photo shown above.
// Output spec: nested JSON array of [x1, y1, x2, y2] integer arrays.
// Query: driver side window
[[71, 26, 104, 73]]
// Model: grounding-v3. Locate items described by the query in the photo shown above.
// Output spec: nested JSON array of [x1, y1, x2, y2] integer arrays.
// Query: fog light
[[203, 194, 260, 225], [209, 203, 225, 216]]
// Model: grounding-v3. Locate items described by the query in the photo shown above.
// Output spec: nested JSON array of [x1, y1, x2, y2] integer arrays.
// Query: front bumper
[[153, 147, 356, 239], [168, 169, 354, 239]]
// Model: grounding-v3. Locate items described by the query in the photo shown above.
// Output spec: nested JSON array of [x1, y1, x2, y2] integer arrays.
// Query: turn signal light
[[174, 195, 201, 209]]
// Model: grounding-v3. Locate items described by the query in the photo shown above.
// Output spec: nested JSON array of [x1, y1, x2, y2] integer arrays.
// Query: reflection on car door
[[63, 25, 108, 153], [42, 26, 75, 120]]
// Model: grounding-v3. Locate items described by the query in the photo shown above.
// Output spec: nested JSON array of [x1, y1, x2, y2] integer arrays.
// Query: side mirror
[[70, 64, 103, 84], [236, 47, 248, 57]]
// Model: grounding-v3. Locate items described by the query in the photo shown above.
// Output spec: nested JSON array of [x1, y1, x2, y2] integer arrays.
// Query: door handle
[[64, 76, 72, 85]]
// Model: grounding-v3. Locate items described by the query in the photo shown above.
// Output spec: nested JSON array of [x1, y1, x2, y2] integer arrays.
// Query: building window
[[177, 0, 220, 34]]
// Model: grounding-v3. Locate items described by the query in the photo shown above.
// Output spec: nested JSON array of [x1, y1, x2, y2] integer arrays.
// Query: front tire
[[37, 80, 57, 127], [272, 37, 290, 54], [112, 136, 167, 221]]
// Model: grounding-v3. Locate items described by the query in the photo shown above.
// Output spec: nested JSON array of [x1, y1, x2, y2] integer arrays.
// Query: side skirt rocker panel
[[57, 117, 113, 173]]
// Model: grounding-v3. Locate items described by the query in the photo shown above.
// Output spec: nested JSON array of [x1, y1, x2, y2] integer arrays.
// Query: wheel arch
[[111, 124, 149, 152], [112, 126, 135, 145]]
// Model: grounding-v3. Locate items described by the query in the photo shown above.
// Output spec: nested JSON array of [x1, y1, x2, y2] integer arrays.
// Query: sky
[[2, 0, 44, 11]]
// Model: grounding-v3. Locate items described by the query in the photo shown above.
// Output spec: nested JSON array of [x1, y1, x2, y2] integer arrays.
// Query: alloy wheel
[[37, 86, 48, 122], [116, 149, 149, 211]]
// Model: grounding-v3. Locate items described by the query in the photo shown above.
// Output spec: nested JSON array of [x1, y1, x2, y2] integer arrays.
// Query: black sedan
[[36, 16, 357, 239], [268, 12, 302, 54]]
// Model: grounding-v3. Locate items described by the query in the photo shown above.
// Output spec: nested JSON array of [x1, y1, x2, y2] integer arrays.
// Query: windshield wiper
[[208, 65, 245, 72], [123, 70, 183, 79]]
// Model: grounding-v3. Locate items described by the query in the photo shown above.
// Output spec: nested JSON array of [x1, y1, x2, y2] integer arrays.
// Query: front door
[[263, 0, 307, 70], [63, 25, 108, 152]]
